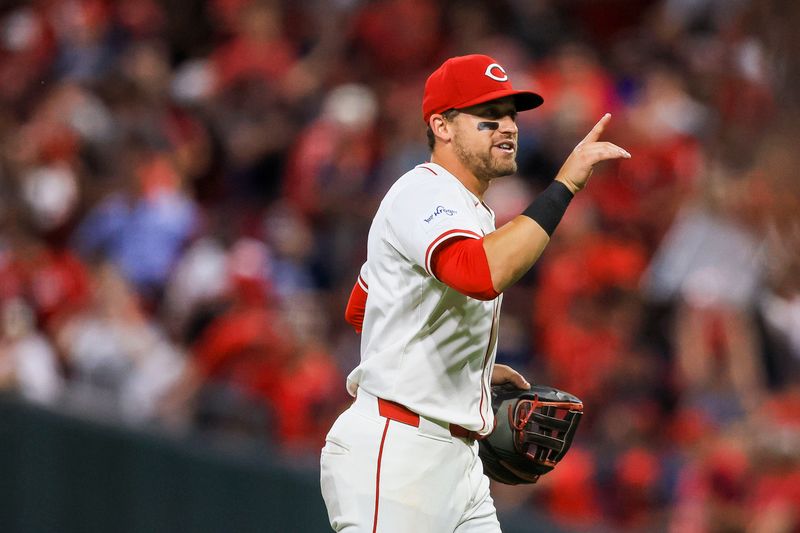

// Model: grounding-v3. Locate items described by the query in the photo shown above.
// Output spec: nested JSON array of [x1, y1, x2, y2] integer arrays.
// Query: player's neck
[[429, 151, 489, 199]]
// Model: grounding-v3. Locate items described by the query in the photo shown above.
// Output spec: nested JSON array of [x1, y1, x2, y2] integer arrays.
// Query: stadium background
[[1, 0, 799, 531]]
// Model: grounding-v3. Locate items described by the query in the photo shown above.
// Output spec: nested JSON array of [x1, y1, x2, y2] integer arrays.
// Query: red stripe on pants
[[373, 419, 390, 533]]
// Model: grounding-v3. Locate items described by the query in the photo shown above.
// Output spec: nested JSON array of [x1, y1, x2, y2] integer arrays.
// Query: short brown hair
[[426, 109, 460, 151]]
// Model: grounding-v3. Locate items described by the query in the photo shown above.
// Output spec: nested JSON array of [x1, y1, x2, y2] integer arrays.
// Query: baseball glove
[[478, 383, 584, 485]]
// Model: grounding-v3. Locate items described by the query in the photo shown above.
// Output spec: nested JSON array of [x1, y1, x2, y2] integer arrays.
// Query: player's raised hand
[[555, 113, 631, 194]]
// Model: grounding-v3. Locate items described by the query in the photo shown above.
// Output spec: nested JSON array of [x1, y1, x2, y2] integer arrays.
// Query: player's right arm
[[345, 263, 369, 333], [483, 113, 630, 293]]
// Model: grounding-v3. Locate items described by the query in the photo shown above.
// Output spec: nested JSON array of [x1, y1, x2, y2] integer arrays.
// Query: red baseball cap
[[422, 54, 543, 123]]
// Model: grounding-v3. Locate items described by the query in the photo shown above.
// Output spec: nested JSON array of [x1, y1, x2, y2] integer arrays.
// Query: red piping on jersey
[[372, 419, 391, 533], [424, 229, 481, 276], [478, 299, 500, 433], [419, 165, 438, 175], [358, 274, 369, 291]]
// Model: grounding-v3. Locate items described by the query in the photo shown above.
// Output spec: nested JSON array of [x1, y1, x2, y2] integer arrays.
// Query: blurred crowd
[[1, 0, 800, 531]]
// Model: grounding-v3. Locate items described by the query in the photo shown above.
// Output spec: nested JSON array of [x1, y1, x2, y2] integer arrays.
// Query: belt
[[377, 397, 481, 441]]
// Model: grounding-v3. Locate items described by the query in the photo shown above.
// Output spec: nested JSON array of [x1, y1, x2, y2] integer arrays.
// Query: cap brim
[[455, 89, 544, 113]]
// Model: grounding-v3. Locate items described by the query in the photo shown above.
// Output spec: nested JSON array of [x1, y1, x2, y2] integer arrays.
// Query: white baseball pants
[[320, 389, 501, 532]]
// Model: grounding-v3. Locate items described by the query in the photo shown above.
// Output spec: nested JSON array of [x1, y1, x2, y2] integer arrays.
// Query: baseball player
[[320, 54, 630, 532]]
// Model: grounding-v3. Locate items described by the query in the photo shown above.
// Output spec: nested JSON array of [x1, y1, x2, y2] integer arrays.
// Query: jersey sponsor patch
[[424, 205, 458, 223]]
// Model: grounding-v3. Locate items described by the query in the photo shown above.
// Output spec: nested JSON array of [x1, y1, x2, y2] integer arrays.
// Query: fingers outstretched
[[580, 113, 612, 145], [556, 114, 631, 193]]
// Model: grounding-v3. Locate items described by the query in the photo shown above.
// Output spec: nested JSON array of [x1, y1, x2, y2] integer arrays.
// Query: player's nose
[[498, 115, 518, 134]]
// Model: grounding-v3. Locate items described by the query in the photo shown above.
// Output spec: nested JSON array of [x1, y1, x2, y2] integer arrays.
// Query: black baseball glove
[[478, 383, 584, 485]]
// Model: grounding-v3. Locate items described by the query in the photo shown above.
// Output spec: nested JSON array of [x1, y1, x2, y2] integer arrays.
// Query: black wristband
[[521, 181, 574, 236]]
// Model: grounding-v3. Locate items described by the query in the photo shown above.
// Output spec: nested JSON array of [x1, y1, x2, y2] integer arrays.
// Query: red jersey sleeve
[[344, 275, 368, 333], [430, 237, 500, 301]]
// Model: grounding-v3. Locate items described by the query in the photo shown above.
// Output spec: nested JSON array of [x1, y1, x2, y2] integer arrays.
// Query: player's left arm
[[491, 363, 530, 389], [484, 114, 630, 293]]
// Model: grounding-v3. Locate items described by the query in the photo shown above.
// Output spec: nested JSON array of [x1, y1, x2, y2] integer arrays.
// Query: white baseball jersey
[[346, 162, 501, 435]]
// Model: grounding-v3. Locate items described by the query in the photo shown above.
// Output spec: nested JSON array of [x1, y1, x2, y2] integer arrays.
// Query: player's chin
[[492, 160, 517, 177]]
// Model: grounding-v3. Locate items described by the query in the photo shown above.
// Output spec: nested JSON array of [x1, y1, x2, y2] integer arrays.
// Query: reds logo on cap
[[422, 54, 543, 123], [484, 63, 508, 82]]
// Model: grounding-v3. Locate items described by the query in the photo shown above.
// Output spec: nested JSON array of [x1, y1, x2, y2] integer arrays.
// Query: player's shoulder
[[389, 163, 463, 199], [403, 162, 453, 183]]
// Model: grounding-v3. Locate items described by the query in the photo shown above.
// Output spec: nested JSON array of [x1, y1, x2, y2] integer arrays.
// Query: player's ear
[[429, 114, 453, 144]]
